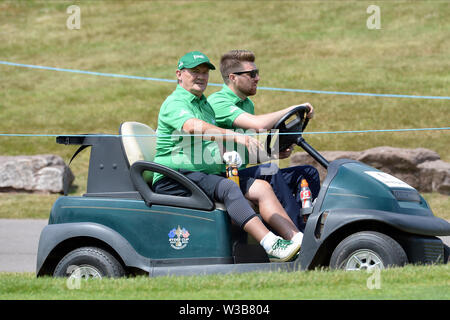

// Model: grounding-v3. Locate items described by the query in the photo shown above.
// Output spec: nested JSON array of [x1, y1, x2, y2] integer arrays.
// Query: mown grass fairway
[[1, 265, 449, 300]]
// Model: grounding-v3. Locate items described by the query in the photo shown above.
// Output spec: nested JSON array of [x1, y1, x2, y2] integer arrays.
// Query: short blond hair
[[220, 50, 255, 84]]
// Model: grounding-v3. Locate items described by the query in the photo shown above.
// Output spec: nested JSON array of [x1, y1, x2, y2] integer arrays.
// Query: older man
[[207, 50, 321, 230], [152, 51, 304, 262]]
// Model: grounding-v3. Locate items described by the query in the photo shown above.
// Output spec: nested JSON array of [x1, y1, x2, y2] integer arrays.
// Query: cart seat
[[120, 121, 227, 211], [120, 121, 157, 183]]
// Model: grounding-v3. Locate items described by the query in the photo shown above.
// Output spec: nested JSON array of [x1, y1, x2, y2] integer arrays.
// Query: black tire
[[444, 244, 449, 264], [53, 246, 125, 278], [330, 231, 408, 270]]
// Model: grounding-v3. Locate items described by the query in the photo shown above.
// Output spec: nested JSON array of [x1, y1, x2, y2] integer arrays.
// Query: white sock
[[291, 232, 303, 245], [260, 232, 279, 252]]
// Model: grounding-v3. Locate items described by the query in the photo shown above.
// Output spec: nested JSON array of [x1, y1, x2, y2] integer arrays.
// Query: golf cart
[[36, 106, 450, 278]]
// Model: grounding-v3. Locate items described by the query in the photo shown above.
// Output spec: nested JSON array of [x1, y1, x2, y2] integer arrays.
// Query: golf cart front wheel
[[53, 246, 125, 278], [330, 231, 408, 270]]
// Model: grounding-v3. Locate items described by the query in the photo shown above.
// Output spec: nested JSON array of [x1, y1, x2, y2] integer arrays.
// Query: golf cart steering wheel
[[266, 105, 310, 156]]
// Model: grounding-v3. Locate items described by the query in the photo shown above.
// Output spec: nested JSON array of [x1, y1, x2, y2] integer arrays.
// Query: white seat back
[[120, 121, 157, 182]]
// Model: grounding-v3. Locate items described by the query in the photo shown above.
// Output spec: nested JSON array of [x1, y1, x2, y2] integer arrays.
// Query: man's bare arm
[[233, 103, 314, 130]]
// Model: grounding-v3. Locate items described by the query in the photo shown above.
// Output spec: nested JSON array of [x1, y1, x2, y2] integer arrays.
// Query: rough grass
[[1, 1, 448, 155], [0, 1, 448, 218]]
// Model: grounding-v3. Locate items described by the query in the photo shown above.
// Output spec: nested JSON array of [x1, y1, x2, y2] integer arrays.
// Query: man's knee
[[305, 165, 320, 177], [215, 178, 243, 203], [250, 179, 273, 194], [287, 164, 320, 182]]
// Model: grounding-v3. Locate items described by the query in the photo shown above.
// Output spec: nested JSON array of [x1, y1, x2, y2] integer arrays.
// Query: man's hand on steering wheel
[[298, 102, 314, 119], [267, 104, 312, 157], [277, 144, 295, 159]]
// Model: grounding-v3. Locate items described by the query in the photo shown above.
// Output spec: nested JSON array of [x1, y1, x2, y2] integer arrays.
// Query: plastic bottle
[[225, 161, 240, 187], [300, 179, 312, 208]]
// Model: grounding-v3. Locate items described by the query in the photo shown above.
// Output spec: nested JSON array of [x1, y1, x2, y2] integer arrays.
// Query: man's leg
[[214, 177, 303, 261], [244, 179, 299, 240], [154, 171, 258, 230], [239, 163, 305, 231], [279, 165, 321, 204]]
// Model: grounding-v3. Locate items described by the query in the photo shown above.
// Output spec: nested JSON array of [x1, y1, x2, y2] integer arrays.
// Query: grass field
[[1, 1, 448, 157], [0, 0, 449, 302], [1, 265, 449, 300], [0, 0, 448, 219]]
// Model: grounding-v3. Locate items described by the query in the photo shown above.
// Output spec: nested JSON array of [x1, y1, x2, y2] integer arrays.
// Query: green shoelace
[[271, 239, 292, 251]]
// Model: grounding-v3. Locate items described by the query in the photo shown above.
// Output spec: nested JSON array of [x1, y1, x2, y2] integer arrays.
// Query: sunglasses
[[232, 69, 259, 78]]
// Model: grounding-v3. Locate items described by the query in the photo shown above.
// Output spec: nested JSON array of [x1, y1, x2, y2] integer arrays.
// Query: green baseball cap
[[177, 51, 216, 70]]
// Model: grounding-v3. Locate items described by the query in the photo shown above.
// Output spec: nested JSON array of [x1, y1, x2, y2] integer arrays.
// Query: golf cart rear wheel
[[53, 246, 125, 278], [330, 231, 408, 270]]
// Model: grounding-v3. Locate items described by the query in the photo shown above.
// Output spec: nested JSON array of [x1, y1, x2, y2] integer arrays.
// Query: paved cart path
[[0, 219, 449, 273], [0, 219, 48, 273]]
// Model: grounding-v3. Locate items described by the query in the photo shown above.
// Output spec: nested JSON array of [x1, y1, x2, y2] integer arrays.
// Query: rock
[[357, 147, 440, 171], [0, 154, 74, 193], [290, 146, 449, 195], [418, 160, 450, 195]]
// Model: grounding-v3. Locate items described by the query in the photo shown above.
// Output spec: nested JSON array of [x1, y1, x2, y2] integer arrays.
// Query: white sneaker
[[267, 237, 301, 262], [291, 232, 303, 248]]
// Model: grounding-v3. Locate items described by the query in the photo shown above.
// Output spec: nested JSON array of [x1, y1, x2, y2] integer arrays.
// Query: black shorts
[[153, 169, 256, 200]]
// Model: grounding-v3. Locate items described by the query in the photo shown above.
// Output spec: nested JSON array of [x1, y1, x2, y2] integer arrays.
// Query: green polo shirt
[[207, 84, 255, 129], [207, 84, 255, 168], [153, 85, 225, 184]]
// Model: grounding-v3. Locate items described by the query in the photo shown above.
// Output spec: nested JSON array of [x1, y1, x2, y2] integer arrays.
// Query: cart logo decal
[[168, 225, 190, 250]]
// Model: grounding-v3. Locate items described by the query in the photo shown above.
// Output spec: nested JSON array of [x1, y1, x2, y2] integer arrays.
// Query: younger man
[[207, 50, 321, 230]]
